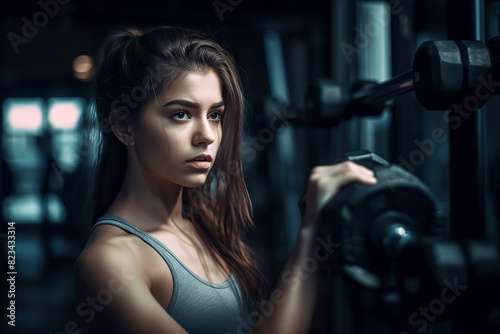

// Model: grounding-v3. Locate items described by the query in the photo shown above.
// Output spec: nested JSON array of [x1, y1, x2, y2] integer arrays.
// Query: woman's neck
[[104, 160, 186, 232]]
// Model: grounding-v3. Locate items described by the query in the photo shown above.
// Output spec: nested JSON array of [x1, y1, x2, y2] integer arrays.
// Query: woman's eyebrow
[[162, 99, 225, 109], [211, 101, 225, 109]]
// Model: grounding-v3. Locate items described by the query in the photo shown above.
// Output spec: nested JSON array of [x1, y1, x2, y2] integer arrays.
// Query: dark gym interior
[[2, 0, 500, 333]]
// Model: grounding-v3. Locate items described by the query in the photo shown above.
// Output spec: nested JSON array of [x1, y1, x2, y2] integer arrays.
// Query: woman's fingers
[[333, 161, 377, 186], [342, 162, 378, 190], [310, 162, 377, 191], [301, 161, 378, 222]]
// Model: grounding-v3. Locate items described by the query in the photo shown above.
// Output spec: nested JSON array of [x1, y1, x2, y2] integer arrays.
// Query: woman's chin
[[181, 177, 208, 188]]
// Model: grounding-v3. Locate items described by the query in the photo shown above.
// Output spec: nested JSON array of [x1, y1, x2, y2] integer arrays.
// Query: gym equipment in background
[[295, 37, 500, 126]]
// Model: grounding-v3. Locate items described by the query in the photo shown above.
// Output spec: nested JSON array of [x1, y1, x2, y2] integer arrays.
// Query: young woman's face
[[133, 69, 224, 188]]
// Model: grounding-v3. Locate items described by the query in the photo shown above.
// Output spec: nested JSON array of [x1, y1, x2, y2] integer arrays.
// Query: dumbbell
[[413, 39, 494, 110], [296, 37, 500, 127]]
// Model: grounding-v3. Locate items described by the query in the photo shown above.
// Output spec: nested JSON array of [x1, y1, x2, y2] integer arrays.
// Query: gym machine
[[315, 150, 500, 334], [291, 31, 500, 334]]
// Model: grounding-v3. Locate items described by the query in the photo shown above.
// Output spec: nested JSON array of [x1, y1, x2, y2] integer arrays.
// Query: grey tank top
[[91, 215, 250, 334]]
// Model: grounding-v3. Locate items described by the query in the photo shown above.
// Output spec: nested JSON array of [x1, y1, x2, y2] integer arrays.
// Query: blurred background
[[1, 0, 500, 333]]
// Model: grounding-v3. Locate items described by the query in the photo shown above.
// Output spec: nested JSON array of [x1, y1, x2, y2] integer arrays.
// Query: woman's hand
[[253, 162, 378, 334], [298, 161, 378, 226]]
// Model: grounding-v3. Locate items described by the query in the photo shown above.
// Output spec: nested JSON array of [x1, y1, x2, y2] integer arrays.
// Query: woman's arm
[[74, 242, 188, 334], [252, 161, 378, 334]]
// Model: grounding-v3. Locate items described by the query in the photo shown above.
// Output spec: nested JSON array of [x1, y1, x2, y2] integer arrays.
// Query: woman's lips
[[186, 160, 211, 169]]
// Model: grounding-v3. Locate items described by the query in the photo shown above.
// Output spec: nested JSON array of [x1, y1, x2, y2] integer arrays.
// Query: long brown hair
[[83, 26, 269, 310]]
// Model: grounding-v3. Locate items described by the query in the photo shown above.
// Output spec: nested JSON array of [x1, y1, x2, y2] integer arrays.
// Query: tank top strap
[[90, 215, 183, 285], [90, 215, 237, 288]]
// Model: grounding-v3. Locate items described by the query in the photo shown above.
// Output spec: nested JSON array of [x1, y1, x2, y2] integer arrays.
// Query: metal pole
[[446, 0, 486, 240], [330, 2, 357, 333], [447, 1, 488, 333], [350, 70, 413, 107]]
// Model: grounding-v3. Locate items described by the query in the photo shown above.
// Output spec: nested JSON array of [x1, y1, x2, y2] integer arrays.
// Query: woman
[[74, 26, 378, 334]]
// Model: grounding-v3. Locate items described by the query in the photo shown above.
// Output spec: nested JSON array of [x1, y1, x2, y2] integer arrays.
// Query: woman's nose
[[192, 117, 216, 146]]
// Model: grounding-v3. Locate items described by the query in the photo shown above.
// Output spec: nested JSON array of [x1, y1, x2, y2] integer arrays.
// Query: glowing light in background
[[48, 98, 83, 130], [9, 105, 42, 129], [2, 193, 66, 224], [73, 55, 94, 81], [3, 98, 44, 134]]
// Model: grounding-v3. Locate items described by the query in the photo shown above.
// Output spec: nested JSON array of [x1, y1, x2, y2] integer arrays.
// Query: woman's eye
[[171, 111, 190, 120], [209, 111, 223, 120]]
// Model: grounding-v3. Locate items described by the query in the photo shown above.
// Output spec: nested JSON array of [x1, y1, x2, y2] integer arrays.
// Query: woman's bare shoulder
[[72, 225, 183, 334], [74, 225, 145, 286]]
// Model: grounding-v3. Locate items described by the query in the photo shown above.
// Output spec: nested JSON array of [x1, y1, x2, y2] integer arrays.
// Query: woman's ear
[[109, 110, 135, 146]]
